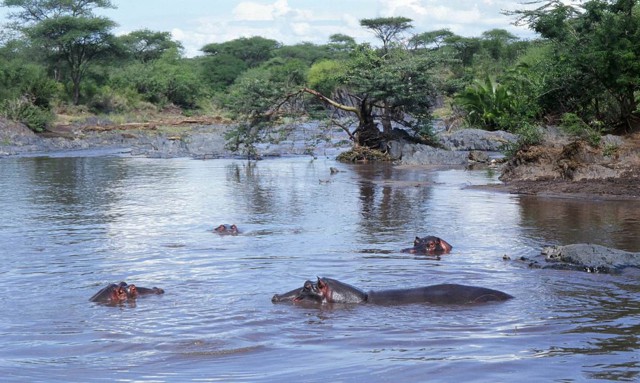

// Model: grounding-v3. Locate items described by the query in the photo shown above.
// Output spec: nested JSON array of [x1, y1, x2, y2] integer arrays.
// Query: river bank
[[1, 117, 638, 199]]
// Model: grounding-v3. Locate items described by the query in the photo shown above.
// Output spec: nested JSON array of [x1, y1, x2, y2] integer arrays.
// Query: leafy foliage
[[560, 112, 602, 146], [1, 0, 636, 144], [343, 44, 438, 137], [455, 76, 513, 131], [3, 0, 117, 105], [510, 0, 640, 132], [118, 29, 183, 63], [360, 16, 413, 51]]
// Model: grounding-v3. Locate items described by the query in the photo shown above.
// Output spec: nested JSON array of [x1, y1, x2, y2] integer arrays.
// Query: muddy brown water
[[1, 154, 639, 382]]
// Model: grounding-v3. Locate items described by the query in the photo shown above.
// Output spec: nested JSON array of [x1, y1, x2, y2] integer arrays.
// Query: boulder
[[438, 128, 519, 151], [542, 244, 640, 270], [388, 140, 469, 166]]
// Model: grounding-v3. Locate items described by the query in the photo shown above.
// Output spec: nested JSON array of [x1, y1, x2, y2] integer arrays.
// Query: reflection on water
[[519, 196, 640, 251], [0, 155, 639, 382]]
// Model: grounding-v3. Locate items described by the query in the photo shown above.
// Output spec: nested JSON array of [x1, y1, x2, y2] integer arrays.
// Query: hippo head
[[214, 224, 239, 234], [412, 236, 453, 254], [271, 280, 324, 304], [89, 283, 128, 304], [272, 277, 367, 305], [126, 284, 164, 298], [111, 284, 128, 302], [126, 284, 140, 298]]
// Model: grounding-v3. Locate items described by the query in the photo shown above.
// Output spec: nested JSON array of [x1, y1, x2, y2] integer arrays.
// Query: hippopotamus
[[272, 277, 512, 306], [402, 236, 452, 255], [90, 282, 164, 304], [214, 224, 239, 234]]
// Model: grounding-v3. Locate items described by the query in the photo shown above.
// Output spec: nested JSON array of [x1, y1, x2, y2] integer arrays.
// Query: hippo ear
[[317, 277, 326, 289]]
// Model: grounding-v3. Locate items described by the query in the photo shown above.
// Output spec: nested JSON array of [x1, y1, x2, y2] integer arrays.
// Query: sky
[[1, 0, 542, 57]]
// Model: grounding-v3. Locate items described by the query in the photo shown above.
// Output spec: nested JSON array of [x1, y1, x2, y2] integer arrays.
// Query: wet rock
[[516, 244, 640, 274], [542, 244, 640, 270]]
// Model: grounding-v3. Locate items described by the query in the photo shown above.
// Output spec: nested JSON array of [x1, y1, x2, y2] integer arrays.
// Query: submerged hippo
[[402, 236, 453, 255], [214, 224, 239, 234], [272, 277, 512, 306], [90, 282, 164, 304]]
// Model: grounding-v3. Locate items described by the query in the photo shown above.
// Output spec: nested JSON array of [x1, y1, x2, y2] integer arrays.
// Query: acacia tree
[[224, 17, 440, 155], [302, 17, 437, 148], [1, 0, 117, 104], [360, 16, 413, 52]]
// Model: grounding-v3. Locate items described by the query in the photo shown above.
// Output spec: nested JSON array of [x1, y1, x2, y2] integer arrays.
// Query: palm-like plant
[[455, 76, 513, 131]]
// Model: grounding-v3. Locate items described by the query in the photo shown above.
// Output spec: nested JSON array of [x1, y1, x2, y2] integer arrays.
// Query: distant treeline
[[1, 0, 638, 152]]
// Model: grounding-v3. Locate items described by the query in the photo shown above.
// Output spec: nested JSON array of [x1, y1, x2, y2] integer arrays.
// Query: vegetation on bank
[[1, 0, 638, 158]]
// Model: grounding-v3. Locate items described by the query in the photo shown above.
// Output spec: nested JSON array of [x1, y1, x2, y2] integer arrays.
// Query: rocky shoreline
[[2, 117, 638, 200]]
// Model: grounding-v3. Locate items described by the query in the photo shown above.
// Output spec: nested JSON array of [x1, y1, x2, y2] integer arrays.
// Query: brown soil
[[486, 175, 640, 200], [490, 130, 640, 200], [45, 115, 230, 137]]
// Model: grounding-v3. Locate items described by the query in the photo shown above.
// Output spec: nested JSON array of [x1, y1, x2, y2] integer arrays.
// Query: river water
[[1, 153, 639, 382]]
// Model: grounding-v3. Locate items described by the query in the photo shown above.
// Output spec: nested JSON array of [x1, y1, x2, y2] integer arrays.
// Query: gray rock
[[389, 140, 469, 166], [438, 128, 519, 151], [601, 134, 625, 147], [542, 244, 640, 269]]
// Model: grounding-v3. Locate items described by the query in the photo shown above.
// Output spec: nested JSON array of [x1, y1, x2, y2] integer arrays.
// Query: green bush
[[501, 122, 543, 158], [89, 86, 141, 114], [455, 76, 513, 131], [1, 96, 54, 132], [560, 113, 601, 147]]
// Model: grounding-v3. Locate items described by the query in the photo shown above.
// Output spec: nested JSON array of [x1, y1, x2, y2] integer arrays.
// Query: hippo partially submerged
[[272, 277, 512, 306], [214, 224, 239, 234], [90, 282, 164, 304], [402, 236, 453, 255]]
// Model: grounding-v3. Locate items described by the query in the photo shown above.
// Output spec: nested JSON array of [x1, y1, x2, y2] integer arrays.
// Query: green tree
[[118, 29, 183, 63], [108, 48, 204, 109], [228, 42, 439, 151], [327, 33, 357, 57], [360, 16, 413, 51], [1, 0, 118, 105], [480, 29, 518, 60], [274, 42, 330, 65], [510, 0, 640, 131], [201, 36, 280, 68], [409, 29, 454, 50], [200, 36, 280, 93], [223, 15, 442, 155], [443, 35, 482, 67]]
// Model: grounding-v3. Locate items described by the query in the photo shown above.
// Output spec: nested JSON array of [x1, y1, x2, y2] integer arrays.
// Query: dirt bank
[[489, 127, 640, 200]]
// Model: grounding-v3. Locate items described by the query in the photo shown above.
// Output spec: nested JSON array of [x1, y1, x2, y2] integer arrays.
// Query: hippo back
[[367, 284, 513, 305]]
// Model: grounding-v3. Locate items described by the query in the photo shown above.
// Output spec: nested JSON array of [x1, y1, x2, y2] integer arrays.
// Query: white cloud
[[233, 2, 275, 21], [379, 0, 429, 16]]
